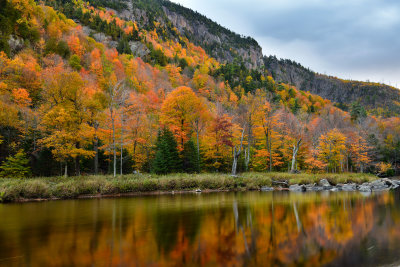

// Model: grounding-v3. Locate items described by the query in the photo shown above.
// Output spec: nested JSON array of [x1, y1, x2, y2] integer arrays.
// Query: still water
[[1, 191, 400, 266]]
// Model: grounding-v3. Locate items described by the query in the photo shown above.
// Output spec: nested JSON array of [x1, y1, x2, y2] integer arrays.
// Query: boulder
[[391, 180, 400, 186], [108, 41, 118, 48], [311, 186, 324, 191], [260, 186, 274, 192], [129, 41, 150, 57], [319, 179, 331, 187], [358, 183, 372, 192], [341, 183, 357, 191], [305, 184, 315, 191], [391, 184, 399, 190], [93, 32, 108, 43], [370, 179, 390, 191], [305, 184, 323, 191], [382, 178, 396, 186], [8, 35, 24, 52], [289, 184, 306, 192]]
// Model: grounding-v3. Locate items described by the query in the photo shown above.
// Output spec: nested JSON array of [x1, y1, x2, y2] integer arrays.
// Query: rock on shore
[[265, 178, 400, 193]]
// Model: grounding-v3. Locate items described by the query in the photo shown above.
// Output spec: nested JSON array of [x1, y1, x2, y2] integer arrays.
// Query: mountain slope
[[113, 0, 400, 116], [264, 56, 400, 116], [116, 0, 264, 70]]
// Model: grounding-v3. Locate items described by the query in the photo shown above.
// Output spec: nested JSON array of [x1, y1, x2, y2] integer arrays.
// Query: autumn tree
[[278, 109, 308, 173], [40, 65, 95, 176], [101, 55, 130, 177], [202, 114, 233, 172], [238, 91, 264, 171], [253, 100, 280, 172], [318, 129, 347, 173], [161, 86, 210, 171], [344, 131, 370, 173]]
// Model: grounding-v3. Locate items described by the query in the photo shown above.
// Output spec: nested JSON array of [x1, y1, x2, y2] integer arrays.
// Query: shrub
[[0, 150, 32, 178], [69, 54, 82, 71]]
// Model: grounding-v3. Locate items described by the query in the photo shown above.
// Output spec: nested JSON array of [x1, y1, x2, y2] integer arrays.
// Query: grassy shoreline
[[0, 172, 378, 203]]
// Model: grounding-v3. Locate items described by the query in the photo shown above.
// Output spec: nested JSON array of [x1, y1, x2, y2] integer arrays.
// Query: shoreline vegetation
[[0, 172, 386, 203]]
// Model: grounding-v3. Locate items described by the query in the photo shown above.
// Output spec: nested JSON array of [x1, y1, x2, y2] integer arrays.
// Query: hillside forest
[[0, 0, 399, 177]]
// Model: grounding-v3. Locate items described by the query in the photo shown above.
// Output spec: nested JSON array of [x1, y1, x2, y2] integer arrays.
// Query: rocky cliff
[[264, 56, 400, 116], [161, 6, 264, 70], [117, 0, 264, 70]]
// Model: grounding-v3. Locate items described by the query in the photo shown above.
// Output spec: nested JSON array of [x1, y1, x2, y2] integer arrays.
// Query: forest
[[0, 0, 399, 178]]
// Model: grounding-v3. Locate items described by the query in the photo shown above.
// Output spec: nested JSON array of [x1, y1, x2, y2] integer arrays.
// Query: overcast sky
[[171, 0, 400, 87]]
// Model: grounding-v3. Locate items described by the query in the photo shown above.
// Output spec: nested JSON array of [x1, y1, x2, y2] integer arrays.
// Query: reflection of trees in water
[[1, 192, 400, 266], [153, 208, 203, 254]]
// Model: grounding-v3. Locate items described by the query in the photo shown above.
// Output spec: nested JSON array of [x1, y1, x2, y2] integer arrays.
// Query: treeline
[[0, 0, 399, 179]]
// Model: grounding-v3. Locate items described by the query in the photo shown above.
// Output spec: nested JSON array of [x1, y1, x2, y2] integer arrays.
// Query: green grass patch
[[0, 172, 378, 202]]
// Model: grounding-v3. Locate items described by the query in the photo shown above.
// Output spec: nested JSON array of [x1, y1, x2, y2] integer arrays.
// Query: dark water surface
[[1, 191, 400, 266]]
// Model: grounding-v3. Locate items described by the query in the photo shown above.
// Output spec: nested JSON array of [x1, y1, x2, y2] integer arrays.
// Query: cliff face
[[117, 0, 264, 70], [162, 7, 264, 70], [264, 56, 400, 115]]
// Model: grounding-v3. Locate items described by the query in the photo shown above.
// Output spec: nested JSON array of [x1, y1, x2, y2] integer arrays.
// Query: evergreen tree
[[152, 128, 181, 174], [182, 139, 200, 173], [117, 37, 132, 55], [351, 101, 367, 122], [0, 150, 32, 178]]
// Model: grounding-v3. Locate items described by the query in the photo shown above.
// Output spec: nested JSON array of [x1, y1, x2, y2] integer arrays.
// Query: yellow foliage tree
[[318, 129, 347, 173], [40, 66, 95, 176]]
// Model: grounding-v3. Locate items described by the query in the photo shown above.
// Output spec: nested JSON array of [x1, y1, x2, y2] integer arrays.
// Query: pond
[[1, 191, 400, 266]]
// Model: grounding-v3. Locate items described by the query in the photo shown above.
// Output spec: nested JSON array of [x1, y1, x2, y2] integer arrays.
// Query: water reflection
[[1, 191, 400, 266]]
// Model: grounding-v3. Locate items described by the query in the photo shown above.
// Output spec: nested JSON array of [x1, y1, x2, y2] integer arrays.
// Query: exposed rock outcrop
[[162, 7, 263, 70]]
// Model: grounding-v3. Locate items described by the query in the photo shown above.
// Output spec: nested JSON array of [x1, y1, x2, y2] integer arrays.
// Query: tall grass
[[0, 172, 377, 202]]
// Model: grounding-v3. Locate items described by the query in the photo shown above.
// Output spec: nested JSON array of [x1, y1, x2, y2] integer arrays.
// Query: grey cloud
[[172, 0, 400, 86]]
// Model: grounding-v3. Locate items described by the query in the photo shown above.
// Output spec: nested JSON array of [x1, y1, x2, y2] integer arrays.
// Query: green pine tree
[[182, 139, 200, 173], [351, 101, 367, 122], [0, 150, 32, 178], [152, 128, 181, 174]]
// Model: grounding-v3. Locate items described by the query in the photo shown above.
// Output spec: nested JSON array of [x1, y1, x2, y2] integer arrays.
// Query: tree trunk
[[75, 156, 80, 176], [94, 137, 99, 175], [64, 162, 68, 177], [75, 142, 81, 176], [245, 121, 252, 172], [244, 147, 250, 172], [120, 143, 123, 176], [268, 129, 272, 172], [290, 139, 302, 173], [232, 126, 246, 176], [232, 146, 239, 176], [196, 130, 200, 172]]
